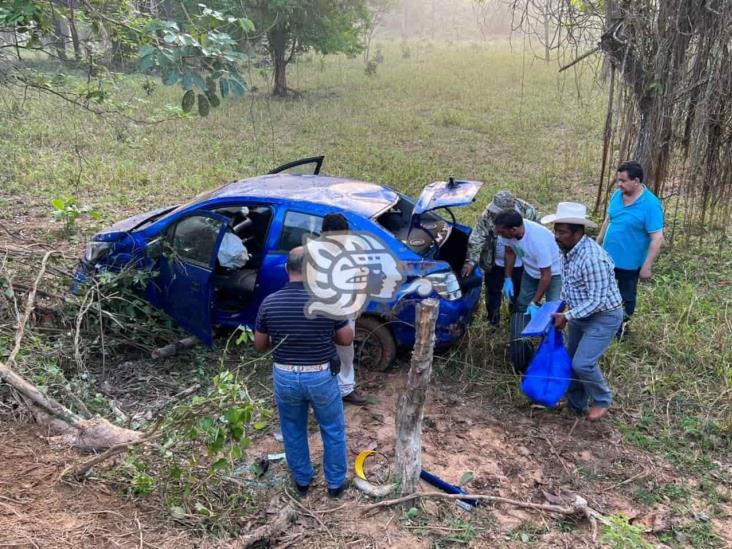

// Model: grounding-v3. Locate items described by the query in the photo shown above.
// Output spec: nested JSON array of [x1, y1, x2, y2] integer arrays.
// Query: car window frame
[[275, 209, 324, 253], [166, 210, 230, 270]]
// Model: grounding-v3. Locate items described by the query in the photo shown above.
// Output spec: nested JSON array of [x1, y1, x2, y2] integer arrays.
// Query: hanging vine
[[502, 0, 732, 239]]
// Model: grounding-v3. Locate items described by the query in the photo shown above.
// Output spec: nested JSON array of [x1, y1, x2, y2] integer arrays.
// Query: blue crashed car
[[74, 156, 484, 369]]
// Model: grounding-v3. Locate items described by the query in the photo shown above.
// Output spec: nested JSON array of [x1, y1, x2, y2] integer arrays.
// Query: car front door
[[157, 211, 229, 345], [268, 156, 324, 175]]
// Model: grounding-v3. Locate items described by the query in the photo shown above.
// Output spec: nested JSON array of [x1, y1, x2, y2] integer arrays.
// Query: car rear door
[[156, 211, 229, 345], [253, 209, 324, 305]]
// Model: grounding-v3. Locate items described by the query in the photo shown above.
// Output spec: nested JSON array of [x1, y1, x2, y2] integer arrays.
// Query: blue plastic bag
[[520, 326, 572, 407]]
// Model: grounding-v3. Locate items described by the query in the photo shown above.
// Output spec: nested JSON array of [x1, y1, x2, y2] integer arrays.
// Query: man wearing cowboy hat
[[542, 202, 623, 422], [463, 190, 539, 326]]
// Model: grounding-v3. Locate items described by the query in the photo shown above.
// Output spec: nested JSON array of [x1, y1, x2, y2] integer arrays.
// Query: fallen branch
[[232, 504, 297, 548], [362, 491, 604, 522], [151, 336, 200, 359], [150, 383, 202, 416], [0, 251, 142, 451], [7, 250, 55, 366], [61, 430, 163, 481]]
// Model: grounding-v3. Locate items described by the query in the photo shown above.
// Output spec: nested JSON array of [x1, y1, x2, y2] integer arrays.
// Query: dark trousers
[[484, 265, 524, 325], [614, 267, 640, 319]]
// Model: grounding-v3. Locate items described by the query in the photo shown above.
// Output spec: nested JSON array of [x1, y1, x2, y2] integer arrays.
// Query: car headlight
[[84, 241, 112, 263], [426, 272, 462, 301]]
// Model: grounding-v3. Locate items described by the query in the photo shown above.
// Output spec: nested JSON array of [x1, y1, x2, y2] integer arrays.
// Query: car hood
[[109, 205, 175, 232]]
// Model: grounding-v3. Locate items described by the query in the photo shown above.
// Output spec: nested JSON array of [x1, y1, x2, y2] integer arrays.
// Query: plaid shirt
[[561, 235, 622, 321], [467, 198, 539, 270]]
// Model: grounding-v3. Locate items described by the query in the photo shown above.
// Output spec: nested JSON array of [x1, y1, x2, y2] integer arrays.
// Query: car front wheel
[[354, 316, 397, 372]]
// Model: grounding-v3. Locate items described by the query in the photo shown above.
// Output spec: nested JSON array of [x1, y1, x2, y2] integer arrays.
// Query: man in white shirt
[[495, 210, 562, 316]]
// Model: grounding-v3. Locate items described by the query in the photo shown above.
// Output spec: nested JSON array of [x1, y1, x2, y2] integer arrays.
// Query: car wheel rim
[[355, 329, 385, 371]]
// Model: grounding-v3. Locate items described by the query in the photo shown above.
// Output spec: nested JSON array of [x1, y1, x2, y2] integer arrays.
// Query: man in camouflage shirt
[[462, 191, 539, 325]]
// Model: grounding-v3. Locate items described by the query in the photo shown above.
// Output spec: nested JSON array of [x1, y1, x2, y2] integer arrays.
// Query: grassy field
[[1, 41, 607, 219], [1, 40, 730, 546]]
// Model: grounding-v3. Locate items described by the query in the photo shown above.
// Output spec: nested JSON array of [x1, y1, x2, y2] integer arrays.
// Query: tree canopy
[[0, 0, 372, 112]]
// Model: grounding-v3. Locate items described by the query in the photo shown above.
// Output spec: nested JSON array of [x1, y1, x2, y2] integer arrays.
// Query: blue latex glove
[[502, 278, 514, 299], [527, 302, 541, 317]]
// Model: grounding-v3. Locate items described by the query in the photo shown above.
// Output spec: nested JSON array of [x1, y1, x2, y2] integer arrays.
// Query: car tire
[[355, 316, 397, 372], [509, 311, 534, 374]]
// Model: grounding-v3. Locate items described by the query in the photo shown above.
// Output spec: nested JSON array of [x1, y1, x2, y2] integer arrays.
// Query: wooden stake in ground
[[394, 298, 439, 496]]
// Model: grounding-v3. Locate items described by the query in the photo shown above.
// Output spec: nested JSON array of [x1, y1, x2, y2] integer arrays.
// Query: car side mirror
[[146, 237, 165, 259]]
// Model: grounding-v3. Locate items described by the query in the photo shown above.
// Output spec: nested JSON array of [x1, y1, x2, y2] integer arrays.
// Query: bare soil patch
[[0, 423, 196, 548], [1, 364, 731, 547]]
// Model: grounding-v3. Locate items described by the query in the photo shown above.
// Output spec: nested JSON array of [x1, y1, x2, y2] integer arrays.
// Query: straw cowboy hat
[[541, 202, 598, 228]]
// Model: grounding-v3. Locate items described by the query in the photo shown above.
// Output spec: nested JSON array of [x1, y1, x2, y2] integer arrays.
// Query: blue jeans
[[566, 308, 623, 412], [614, 268, 640, 318], [272, 367, 347, 489], [515, 272, 562, 314]]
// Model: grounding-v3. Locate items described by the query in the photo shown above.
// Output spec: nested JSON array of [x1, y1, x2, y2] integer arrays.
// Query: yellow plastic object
[[354, 450, 376, 480]]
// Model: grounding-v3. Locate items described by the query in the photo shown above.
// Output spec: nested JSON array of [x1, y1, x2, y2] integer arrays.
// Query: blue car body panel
[[75, 169, 484, 354]]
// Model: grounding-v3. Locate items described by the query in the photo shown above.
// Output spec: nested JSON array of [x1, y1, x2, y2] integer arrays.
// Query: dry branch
[[151, 336, 200, 359], [0, 249, 142, 451], [362, 492, 605, 525], [230, 505, 297, 548], [61, 430, 163, 480]]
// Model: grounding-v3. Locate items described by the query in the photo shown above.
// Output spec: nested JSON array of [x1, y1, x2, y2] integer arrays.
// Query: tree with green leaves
[[0, 0, 253, 117], [244, 0, 370, 96]]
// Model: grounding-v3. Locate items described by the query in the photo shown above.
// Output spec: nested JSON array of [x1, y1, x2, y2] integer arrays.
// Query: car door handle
[[191, 281, 201, 291]]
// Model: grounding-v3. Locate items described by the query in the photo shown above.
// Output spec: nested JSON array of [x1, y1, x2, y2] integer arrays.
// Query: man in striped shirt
[[542, 203, 623, 422], [255, 246, 353, 497]]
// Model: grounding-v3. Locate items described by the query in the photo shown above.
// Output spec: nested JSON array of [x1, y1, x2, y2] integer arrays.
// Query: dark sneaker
[[295, 483, 310, 496], [327, 480, 349, 498], [342, 389, 368, 406]]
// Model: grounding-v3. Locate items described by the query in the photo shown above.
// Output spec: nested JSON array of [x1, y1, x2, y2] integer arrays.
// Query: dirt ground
[[1, 364, 730, 548]]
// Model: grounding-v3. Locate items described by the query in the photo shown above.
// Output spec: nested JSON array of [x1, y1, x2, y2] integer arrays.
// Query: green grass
[[0, 41, 606, 229], [1, 38, 730, 545]]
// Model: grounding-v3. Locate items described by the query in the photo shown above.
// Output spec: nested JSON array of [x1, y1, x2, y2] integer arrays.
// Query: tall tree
[[245, 0, 370, 96], [0, 0, 253, 116], [507, 0, 732, 232]]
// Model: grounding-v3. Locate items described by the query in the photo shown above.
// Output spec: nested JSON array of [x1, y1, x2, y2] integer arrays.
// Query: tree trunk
[[542, 6, 550, 63], [67, 2, 82, 62], [394, 298, 439, 496], [269, 28, 288, 97], [633, 98, 654, 184], [52, 15, 69, 61]]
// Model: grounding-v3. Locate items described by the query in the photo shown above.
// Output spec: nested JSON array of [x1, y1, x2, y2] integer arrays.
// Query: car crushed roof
[[211, 174, 399, 217]]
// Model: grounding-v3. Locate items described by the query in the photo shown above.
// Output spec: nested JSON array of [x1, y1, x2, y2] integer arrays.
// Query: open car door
[[155, 211, 229, 345], [268, 156, 324, 175]]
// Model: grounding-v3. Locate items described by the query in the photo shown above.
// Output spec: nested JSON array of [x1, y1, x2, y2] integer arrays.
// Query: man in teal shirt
[[597, 161, 664, 335]]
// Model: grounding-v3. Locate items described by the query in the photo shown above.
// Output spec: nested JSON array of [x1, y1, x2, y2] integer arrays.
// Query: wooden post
[[394, 298, 439, 496]]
